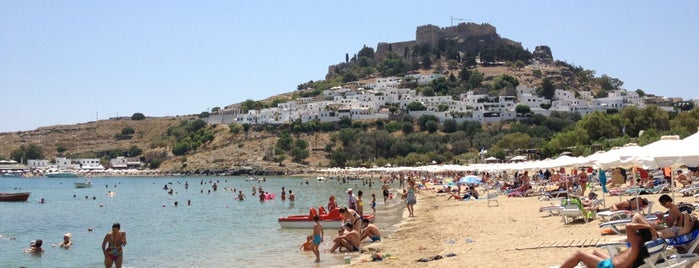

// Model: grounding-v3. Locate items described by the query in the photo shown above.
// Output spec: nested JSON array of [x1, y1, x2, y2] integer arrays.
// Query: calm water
[[0, 176, 405, 268]]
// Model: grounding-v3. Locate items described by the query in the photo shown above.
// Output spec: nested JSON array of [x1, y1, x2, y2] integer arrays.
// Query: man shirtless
[[329, 223, 361, 253], [360, 218, 381, 242]]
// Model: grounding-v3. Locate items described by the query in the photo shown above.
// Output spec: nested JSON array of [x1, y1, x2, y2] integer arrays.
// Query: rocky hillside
[[0, 116, 331, 174]]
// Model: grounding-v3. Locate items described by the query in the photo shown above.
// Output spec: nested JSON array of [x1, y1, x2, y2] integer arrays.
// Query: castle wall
[[376, 40, 416, 59]]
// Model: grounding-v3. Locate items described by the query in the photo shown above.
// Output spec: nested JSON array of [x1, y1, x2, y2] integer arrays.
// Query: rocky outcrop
[[533, 45, 553, 63]]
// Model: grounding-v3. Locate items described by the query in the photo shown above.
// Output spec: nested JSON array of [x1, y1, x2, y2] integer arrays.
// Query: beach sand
[[339, 190, 698, 267]]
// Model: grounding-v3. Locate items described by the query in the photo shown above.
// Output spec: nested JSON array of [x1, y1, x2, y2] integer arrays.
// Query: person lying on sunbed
[[560, 221, 655, 268], [610, 197, 649, 212], [632, 212, 694, 239]]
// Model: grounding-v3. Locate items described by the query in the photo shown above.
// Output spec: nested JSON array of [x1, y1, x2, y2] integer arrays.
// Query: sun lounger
[[599, 215, 659, 235], [680, 186, 699, 197], [666, 229, 699, 254], [597, 201, 655, 222], [640, 238, 699, 268]]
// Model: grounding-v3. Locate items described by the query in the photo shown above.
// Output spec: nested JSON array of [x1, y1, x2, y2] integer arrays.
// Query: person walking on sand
[[312, 215, 324, 263], [406, 180, 417, 217], [102, 223, 127, 268]]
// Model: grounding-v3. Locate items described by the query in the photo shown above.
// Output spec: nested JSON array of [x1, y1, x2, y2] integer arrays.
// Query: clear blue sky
[[1, 1, 697, 133]]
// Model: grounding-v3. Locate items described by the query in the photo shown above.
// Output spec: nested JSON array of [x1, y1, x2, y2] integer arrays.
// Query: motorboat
[[0, 192, 31, 202], [278, 207, 375, 229], [316, 176, 327, 182], [46, 170, 79, 178], [74, 182, 92, 188]]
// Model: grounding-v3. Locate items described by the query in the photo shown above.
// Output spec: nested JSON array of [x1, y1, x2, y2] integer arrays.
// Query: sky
[[1, 1, 698, 133]]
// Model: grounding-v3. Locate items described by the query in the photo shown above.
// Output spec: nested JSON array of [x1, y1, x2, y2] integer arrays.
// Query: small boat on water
[[316, 176, 327, 182], [0, 192, 31, 202], [74, 182, 92, 188], [46, 170, 79, 178], [278, 207, 375, 229]]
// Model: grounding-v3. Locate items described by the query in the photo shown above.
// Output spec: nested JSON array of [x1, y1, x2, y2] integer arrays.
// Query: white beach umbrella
[[634, 135, 683, 169]]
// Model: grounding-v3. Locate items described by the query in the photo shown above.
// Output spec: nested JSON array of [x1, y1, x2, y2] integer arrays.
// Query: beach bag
[[678, 202, 695, 214]]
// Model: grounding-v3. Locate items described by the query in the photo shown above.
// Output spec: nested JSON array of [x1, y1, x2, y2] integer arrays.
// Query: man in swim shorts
[[329, 223, 360, 253], [360, 218, 381, 242]]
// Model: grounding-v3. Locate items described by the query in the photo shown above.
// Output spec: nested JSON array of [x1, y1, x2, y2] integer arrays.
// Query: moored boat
[[278, 207, 375, 229], [0, 192, 31, 202], [46, 170, 79, 178], [74, 182, 92, 188]]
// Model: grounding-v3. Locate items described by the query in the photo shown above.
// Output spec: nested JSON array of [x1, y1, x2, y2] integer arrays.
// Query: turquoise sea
[[0, 176, 405, 268]]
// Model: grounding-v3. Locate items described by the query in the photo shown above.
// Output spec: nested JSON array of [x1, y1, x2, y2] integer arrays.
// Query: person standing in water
[[102, 223, 127, 268]]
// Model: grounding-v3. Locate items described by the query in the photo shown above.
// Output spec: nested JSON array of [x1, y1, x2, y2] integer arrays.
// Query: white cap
[[346, 188, 352, 193]]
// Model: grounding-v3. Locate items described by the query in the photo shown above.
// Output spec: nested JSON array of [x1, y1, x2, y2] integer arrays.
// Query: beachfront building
[[27, 159, 50, 170], [109, 156, 142, 169], [77, 158, 105, 171], [55, 157, 80, 170]]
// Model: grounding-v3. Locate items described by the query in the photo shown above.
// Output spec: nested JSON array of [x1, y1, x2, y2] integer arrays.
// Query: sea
[[0, 176, 406, 268]]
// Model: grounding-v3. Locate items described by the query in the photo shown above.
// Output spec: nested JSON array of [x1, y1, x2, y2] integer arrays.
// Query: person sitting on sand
[[610, 197, 649, 212], [560, 221, 655, 268], [359, 218, 381, 242], [299, 235, 313, 251], [329, 223, 361, 253]]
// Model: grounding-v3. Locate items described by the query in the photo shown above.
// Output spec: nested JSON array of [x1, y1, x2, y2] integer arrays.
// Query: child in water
[[299, 235, 313, 251]]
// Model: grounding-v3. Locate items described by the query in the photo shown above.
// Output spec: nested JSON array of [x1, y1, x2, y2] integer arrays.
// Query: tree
[[406, 102, 426, 111], [10, 144, 44, 163], [127, 145, 143, 157], [275, 131, 293, 152], [515, 105, 531, 116], [538, 77, 555, 100], [291, 139, 310, 163], [458, 66, 471, 82], [442, 119, 457, 133], [357, 45, 375, 59], [345, 53, 349, 63], [425, 120, 439, 133], [131, 113, 146, 120], [199, 111, 210, 118], [401, 122, 414, 134], [211, 107, 221, 113]]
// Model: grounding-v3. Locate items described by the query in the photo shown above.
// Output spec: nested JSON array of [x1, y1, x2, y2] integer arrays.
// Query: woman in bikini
[[102, 223, 127, 268]]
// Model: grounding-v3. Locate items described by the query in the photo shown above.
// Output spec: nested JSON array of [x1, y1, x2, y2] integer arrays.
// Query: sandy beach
[[339, 189, 698, 267]]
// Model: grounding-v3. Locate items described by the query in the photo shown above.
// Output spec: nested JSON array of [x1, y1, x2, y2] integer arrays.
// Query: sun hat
[[346, 188, 352, 193]]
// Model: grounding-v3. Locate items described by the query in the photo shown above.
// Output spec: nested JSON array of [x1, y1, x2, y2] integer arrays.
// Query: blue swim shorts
[[597, 258, 614, 268]]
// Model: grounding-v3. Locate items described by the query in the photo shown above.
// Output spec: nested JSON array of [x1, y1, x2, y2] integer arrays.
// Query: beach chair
[[679, 186, 699, 197], [560, 198, 594, 224], [639, 238, 699, 268], [486, 191, 499, 207], [599, 215, 659, 235], [665, 229, 699, 254], [597, 201, 655, 223]]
